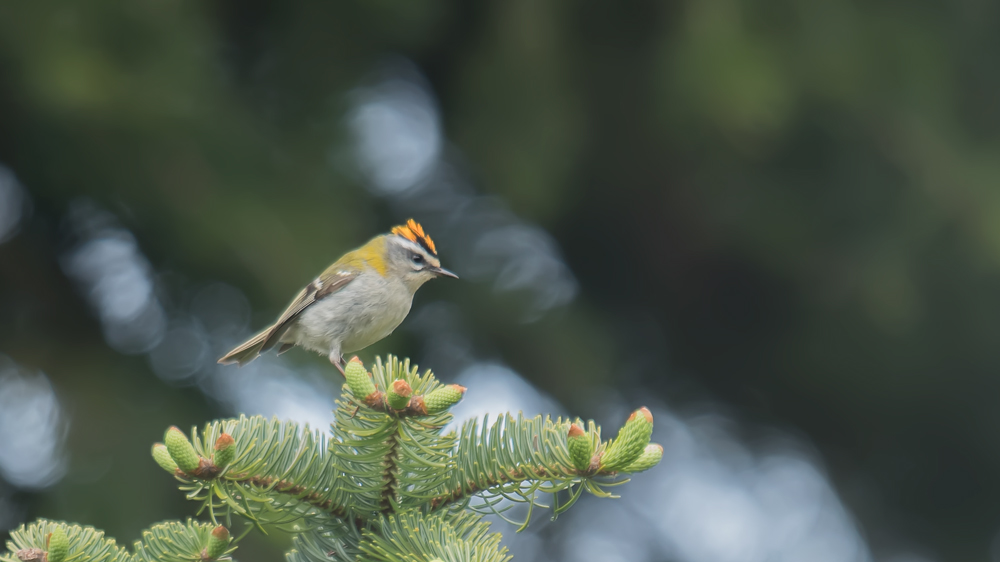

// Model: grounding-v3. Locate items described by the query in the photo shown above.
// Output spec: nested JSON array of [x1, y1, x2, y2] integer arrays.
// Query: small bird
[[218, 219, 457, 372]]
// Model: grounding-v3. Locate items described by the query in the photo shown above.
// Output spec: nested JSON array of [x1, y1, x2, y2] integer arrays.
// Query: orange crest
[[391, 219, 438, 256]]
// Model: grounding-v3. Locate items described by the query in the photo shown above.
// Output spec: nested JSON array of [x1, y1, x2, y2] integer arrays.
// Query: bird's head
[[383, 219, 457, 292]]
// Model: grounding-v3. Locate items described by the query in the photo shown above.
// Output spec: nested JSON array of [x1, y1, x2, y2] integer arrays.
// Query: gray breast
[[291, 273, 413, 354]]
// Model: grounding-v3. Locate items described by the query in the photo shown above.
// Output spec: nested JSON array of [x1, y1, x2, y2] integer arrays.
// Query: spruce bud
[[567, 424, 593, 472], [621, 443, 663, 473], [203, 525, 230, 560], [165, 426, 201, 473], [387, 379, 412, 411], [599, 407, 653, 472], [152, 443, 179, 473], [424, 384, 466, 414], [344, 357, 377, 400], [46, 528, 68, 562], [213, 433, 236, 468]]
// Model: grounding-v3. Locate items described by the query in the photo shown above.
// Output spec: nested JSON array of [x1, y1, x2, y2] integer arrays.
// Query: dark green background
[[2, 1, 999, 560]]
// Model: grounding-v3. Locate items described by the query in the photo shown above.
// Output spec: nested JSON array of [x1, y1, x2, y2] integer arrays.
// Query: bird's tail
[[218, 328, 270, 366]]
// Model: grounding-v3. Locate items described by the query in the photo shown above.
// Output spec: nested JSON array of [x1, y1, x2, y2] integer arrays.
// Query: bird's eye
[[411, 254, 425, 265]]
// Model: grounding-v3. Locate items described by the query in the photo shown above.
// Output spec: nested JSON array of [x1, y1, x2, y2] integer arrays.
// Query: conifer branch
[[378, 430, 401, 512], [286, 524, 364, 562], [356, 511, 511, 562], [1, 519, 233, 562], [3, 355, 661, 562], [333, 355, 459, 518], [427, 410, 659, 526], [162, 416, 355, 530]]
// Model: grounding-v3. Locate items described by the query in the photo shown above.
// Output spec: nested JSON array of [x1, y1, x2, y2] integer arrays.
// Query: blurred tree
[[2, 0, 1000, 560]]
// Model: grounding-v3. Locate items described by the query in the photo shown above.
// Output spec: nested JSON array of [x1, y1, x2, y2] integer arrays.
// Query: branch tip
[[567, 424, 593, 472], [600, 408, 654, 472], [201, 525, 230, 560], [391, 379, 412, 396], [152, 442, 179, 473], [387, 380, 413, 410], [629, 407, 653, 424], [345, 360, 377, 400], [46, 528, 68, 562], [214, 433, 235, 450], [213, 433, 236, 468], [165, 426, 201, 473], [424, 384, 466, 414]]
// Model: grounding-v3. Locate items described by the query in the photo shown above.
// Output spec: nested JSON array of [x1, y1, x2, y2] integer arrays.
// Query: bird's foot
[[329, 352, 345, 376]]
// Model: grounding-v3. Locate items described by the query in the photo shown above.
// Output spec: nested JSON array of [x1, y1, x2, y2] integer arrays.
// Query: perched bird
[[218, 220, 457, 372]]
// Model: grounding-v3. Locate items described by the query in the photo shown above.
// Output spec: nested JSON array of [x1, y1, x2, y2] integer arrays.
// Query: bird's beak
[[431, 267, 459, 279]]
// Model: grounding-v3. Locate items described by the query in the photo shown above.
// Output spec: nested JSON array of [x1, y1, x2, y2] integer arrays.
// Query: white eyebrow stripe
[[395, 232, 439, 256], [393, 237, 432, 256]]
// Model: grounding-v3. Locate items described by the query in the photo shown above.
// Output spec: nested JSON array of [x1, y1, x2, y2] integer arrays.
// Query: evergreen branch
[[16, 354, 658, 562], [2, 519, 233, 562], [356, 511, 510, 562], [378, 428, 401, 512], [341, 356, 463, 418], [161, 416, 354, 530], [332, 355, 459, 518], [286, 521, 364, 562], [428, 414, 628, 525], [201, 469, 352, 531], [132, 520, 232, 562], [393, 416, 457, 510], [2, 519, 131, 562], [330, 396, 400, 517]]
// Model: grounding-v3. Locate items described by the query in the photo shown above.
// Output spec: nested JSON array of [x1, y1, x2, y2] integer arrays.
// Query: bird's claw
[[329, 353, 346, 376]]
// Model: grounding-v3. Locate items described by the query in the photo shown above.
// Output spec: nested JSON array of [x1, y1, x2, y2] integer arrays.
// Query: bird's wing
[[258, 268, 360, 352]]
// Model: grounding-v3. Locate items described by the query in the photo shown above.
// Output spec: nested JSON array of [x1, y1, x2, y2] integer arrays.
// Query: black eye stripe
[[412, 253, 425, 263]]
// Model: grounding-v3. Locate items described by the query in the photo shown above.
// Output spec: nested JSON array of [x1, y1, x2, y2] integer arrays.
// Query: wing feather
[[217, 269, 359, 365], [258, 269, 359, 352]]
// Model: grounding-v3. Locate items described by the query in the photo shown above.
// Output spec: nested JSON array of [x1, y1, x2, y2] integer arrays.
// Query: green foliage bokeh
[[2, 0, 999, 560]]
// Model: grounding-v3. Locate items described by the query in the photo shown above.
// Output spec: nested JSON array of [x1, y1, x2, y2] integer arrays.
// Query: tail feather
[[218, 329, 271, 366]]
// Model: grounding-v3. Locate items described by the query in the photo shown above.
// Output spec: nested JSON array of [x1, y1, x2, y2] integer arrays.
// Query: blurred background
[[1, 1, 998, 561]]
